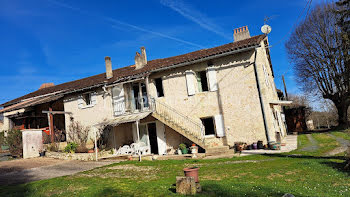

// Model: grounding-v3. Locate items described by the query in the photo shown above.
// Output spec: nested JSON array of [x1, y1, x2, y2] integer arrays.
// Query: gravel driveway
[[0, 158, 115, 185]]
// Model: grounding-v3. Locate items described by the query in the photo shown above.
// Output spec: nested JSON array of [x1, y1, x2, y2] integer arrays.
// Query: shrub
[[47, 143, 59, 152], [179, 143, 187, 150], [64, 142, 78, 153], [6, 129, 22, 157], [67, 120, 90, 145], [0, 132, 6, 145], [75, 144, 88, 153]]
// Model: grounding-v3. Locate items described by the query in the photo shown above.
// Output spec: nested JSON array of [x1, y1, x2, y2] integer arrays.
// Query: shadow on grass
[[262, 153, 350, 176], [168, 182, 305, 197]]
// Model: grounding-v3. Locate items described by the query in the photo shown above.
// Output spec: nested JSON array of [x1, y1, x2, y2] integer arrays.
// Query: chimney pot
[[233, 26, 251, 42], [105, 56, 113, 79], [135, 47, 147, 70]]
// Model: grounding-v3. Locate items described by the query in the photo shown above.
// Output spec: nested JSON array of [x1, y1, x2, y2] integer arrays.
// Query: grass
[[1, 131, 350, 197]]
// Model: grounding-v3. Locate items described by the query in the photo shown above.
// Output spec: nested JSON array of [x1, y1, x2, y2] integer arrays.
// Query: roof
[[0, 95, 63, 114], [1, 34, 266, 108]]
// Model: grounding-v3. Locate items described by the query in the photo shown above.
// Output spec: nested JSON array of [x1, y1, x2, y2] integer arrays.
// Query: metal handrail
[[112, 97, 205, 142], [150, 98, 205, 142]]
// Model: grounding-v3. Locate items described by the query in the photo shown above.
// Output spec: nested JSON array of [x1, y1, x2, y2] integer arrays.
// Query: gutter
[[150, 45, 260, 74], [252, 48, 271, 143]]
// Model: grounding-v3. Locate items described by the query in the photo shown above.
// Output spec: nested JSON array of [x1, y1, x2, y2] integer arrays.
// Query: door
[[147, 123, 159, 154]]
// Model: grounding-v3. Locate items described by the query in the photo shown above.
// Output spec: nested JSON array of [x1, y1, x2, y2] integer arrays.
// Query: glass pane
[[139, 124, 149, 146]]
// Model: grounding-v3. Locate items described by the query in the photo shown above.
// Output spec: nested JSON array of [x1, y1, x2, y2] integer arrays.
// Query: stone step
[[205, 146, 230, 154]]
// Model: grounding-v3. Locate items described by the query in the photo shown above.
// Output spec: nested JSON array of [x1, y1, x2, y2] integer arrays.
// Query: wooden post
[[138, 83, 144, 111], [136, 120, 140, 142], [95, 129, 98, 161], [49, 105, 54, 143], [145, 76, 151, 108], [282, 75, 288, 100]]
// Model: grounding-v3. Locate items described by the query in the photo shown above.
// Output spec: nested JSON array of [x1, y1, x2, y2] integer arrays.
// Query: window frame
[[155, 78, 164, 97], [201, 116, 216, 136], [196, 70, 209, 92]]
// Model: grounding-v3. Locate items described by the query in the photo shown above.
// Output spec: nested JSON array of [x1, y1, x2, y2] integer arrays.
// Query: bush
[[75, 144, 88, 153], [6, 129, 22, 157], [179, 143, 187, 150], [64, 142, 78, 153], [67, 120, 90, 145], [0, 132, 6, 145]]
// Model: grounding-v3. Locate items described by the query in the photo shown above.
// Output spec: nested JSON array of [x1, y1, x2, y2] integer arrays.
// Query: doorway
[[147, 123, 159, 154]]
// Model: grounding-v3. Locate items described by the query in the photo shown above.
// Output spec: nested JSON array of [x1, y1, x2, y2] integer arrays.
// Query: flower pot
[[253, 143, 258, 150], [183, 167, 200, 182], [181, 148, 188, 154], [88, 149, 94, 153], [190, 146, 198, 154], [177, 149, 182, 155]]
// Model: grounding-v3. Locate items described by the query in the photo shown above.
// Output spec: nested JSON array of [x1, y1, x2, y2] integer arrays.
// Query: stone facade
[[60, 38, 286, 152]]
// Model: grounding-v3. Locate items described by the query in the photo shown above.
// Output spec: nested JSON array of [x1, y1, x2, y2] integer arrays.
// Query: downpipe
[[252, 48, 271, 144]]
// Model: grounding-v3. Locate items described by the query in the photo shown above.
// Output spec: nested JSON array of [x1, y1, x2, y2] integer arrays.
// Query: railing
[[150, 98, 205, 143], [112, 97, 205, 143]]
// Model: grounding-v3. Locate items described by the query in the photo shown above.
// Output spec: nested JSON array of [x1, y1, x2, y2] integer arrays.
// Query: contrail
[[160, 0, 231, 41], [47, 0, 205, 48]]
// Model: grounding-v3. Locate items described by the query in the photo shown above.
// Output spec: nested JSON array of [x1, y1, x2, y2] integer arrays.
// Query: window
[[83, 93, 92, 106], [201, 117, 215, 136], [196, 71, 208, 92], [155, 78, 164, 97]]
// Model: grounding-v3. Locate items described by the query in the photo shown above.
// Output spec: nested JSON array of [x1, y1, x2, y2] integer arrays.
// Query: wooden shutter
[[78, 96, 84, 109], [185, 71, 195, 96], [112, 85, 125, 115], [215, 114, 225, 137], [156, 121, 167, 155], [207, 67, 218, 91]]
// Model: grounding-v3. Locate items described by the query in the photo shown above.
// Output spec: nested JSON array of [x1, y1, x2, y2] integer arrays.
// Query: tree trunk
[[335, 100, 350, 128]]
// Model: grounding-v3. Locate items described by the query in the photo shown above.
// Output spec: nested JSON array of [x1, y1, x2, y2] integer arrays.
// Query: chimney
[[39, 83, 54, 89], [233, 26, 251, 42], [135, 47, 147, 70], [105, 56, 113, 79]]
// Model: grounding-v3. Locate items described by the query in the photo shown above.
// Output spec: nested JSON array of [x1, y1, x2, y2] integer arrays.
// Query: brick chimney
[[105, 56, 113, 79], [233, 26, 251, 42], [39, 83, 54, 89], [135, 47, 147, 70]]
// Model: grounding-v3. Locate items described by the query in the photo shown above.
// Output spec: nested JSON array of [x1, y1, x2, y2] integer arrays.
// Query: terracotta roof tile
[[1, 34, 265, 107]]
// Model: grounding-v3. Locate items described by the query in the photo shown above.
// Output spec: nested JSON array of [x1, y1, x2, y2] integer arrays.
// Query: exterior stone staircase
[[151, 99, 230, 154]]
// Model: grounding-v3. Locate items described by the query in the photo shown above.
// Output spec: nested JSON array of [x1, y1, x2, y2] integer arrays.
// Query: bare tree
[[286, 3, 350, 127]]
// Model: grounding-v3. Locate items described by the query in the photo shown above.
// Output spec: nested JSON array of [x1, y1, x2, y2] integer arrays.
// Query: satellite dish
[[261, 24, 272, 34]]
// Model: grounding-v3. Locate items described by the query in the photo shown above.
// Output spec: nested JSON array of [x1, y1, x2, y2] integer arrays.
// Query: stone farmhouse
[[0, 26, 290, 155]]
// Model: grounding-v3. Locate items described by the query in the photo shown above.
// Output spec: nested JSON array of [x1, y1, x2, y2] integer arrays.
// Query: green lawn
[[1, 131, 350, 197]]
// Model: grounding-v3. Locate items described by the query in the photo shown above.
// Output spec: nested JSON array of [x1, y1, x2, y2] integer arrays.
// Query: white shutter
[[91, 92, 97, 105], [156, 121, 167, 155], [207, 67, 218, 91], [112, 85, 125, 115], [215, 114, 225, 137], [78, 96, 84, 109], [185, 70, 195, 96]]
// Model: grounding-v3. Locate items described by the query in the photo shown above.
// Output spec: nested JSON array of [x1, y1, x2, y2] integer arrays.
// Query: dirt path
[[0, 158, 116, 185], [325, 134, 350, 156], [300, 134, 319, 152]]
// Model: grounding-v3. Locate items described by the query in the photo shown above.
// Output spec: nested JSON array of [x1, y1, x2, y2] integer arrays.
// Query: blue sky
[[0, 0, 324, 104]]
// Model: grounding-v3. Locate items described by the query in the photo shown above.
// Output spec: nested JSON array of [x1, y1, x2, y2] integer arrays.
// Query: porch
[[97, 112, 195, 157]]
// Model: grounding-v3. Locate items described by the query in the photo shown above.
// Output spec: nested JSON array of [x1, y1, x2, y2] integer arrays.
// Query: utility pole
[[282, 75, 288, 100]]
